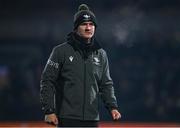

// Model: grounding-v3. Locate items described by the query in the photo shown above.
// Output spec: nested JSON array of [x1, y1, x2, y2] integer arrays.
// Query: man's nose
[[85, 24, 91, 29]]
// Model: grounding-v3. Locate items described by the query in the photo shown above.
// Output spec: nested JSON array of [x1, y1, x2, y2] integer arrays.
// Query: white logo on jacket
[[69, 56, 74, 62], [47, 59, 59, 69], [94, 57, 100, 63], [93, 57, 100, 65]]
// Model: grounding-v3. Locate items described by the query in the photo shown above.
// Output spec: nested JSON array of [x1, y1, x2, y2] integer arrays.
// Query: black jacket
[[40, 32, 118, 121]]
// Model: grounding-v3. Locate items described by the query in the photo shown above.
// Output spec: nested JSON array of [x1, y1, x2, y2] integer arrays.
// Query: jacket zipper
[[83, 57, 87, 120]]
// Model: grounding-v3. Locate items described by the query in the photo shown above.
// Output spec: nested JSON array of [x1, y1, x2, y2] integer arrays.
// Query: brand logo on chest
[[69, 56, 74, 62], [93, 57, 100, 65]]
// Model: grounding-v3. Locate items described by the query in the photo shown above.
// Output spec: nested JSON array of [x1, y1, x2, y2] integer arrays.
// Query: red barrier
[[0, 121, 180, 127]]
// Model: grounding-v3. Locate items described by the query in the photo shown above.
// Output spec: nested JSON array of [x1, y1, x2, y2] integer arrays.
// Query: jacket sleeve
[[40, 47, 62, 115], [99, 50, 118, 112]]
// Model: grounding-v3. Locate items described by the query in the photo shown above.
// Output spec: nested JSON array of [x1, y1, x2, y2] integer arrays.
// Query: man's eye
[[81, 23, 87, 26], [89, 23, 94, 26]]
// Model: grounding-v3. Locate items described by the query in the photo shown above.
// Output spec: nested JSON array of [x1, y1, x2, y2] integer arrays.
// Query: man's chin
[[81, 36, 92, 39]]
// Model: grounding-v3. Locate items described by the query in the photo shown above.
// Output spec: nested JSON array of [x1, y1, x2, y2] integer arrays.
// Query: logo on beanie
[[83, 14, 90, 19]]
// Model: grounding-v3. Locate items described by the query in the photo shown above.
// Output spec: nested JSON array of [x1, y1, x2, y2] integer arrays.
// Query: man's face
[[76, 21, 95, 39]]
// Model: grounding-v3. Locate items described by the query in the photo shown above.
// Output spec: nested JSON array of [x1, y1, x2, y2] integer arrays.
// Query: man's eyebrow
[[81, 22, 94, 25]]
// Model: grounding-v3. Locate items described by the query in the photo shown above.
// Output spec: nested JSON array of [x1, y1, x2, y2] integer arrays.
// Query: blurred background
[[0, 0, 180, 123]]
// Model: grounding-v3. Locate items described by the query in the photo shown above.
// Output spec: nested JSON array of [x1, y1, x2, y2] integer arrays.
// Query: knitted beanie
[[73, 4, 97, 29]]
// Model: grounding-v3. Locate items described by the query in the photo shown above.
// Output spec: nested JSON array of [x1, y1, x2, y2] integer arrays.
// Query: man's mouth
[[85, 31, 92, 34]]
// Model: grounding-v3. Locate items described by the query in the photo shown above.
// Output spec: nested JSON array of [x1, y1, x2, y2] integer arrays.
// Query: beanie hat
[[73, 4, 97, 29]]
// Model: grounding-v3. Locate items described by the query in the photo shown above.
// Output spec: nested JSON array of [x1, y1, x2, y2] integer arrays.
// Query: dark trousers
[[58, 118, 99, 127]]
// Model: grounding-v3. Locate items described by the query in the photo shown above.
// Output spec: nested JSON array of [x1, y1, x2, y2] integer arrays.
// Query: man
[[40, 4, 121, 127]]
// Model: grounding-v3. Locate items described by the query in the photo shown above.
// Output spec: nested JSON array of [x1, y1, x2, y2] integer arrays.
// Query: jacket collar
[[67, 32, 101, 52]]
